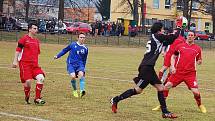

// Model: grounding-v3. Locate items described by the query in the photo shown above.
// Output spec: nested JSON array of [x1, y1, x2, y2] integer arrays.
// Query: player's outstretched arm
[[170, 54, 177, 74], [12, 51, 20, 68]]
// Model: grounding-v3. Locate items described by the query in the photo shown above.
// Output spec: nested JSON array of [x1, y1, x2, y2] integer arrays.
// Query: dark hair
[[151, 22, 163, 34], [78, 32, 86, 38], [28, 22, 38, 30]]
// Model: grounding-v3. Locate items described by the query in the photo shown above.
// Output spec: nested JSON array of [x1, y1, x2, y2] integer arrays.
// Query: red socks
[[194, 93, 201, 106], [163, 90, 169, 99], [24, 86, 31, 98], [158, 71, 163, 80], [35, 84, 43, 99]]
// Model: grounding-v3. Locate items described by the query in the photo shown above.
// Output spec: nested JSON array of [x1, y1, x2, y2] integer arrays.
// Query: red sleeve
[[16, 35, 26, 52], [38, 40, 41, 54], [196, 47, 202, 61], [173, 44, 180, 55]]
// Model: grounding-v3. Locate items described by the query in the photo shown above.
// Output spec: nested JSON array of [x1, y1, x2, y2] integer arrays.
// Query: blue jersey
[[56, 42, 88, 67]]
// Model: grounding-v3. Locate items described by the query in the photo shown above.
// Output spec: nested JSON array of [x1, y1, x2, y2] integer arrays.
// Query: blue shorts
[[67, 63, 85, 75]]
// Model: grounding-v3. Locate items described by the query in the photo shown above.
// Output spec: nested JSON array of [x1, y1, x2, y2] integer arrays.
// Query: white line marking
[[1, 66, 215, 92], [46, 71, 215, 92], [0, 112, 51, 121]]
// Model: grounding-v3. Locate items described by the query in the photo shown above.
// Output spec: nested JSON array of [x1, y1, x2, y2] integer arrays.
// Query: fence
[[0, 29, 215, 49]]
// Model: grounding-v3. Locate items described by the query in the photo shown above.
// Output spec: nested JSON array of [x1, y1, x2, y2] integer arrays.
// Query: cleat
[[199, 105, 207, 113], [162, 112, 177, 119], [80, 90, 86, 97], [25, 96, 31, 104], [152, 105, 161, 111], [34, 98, 46, 105], [110, 98, 118, 113], [73, 90, 79, 98]]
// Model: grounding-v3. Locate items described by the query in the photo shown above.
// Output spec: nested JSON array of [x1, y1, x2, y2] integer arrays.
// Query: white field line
[[0, 66, 215, 92], [0, 112, 51, 121]]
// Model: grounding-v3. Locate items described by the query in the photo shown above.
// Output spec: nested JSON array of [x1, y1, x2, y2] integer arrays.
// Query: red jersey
[[166, 35, 185, 55], [16, 34, 40, 63], [174, 42, 202, 73]]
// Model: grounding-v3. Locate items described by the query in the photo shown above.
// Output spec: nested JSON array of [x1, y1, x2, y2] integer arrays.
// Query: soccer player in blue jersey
[[54, 33, 88, 97]]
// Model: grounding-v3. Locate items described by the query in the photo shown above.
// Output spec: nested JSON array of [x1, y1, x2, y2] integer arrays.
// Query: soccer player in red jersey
[[164, 31, 206, 113], [158, 17, 186, 83], [12, 22, 46, 105]]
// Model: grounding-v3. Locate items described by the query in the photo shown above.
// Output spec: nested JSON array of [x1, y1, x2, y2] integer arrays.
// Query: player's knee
[[191, 89, 200, 96], [69, 73, 76, 79], [164, 82, 173, 89], [36, 74, 45, 84], [78, 71, 84, 77], [154, 84, 165, 91], [134, 86, 143, 94], [23, 80, 31, 87]]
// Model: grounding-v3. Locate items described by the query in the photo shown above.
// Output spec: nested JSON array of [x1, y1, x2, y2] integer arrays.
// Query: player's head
[[151, 22, 163, 34], [186, 30, 196, 44], [28, 22, 38, 35], [77, 32, 86, 44]]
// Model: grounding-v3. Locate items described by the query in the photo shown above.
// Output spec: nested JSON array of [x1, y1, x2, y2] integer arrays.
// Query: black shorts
[[133, 65, 162, 89]]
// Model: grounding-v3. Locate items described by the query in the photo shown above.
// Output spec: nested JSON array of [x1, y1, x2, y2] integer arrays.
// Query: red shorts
[[19, 61, 45, 83], [168, 71, 198, 89], [163, 52, 172, 67]]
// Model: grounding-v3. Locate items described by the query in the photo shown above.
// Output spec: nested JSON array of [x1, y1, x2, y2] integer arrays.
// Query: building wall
[[64, 7, 96, 22], [110, 0, 213, 32]]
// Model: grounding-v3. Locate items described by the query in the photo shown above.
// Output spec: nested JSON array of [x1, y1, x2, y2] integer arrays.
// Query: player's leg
[[184, 73, 206, 113], [111, 83, 144, 113], [78, 71, 86, 97], [22, 79, 32, 104], [152, 81, 173, 111], [152, 67, 177, 119], [67, 64, 79, 97], [32, 65, 46, 105], [69, 73, 78, 97], [77, 64, 86, 97], [34, 74, 46, 104], [111, 66, 149, 113], [19, 61, 33, 104], [154, 84, 177, 118], [191, 88, 206, 113]]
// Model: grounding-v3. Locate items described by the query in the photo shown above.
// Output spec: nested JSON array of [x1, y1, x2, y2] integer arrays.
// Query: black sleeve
[[17, 43, 24, 49], [154, 28, 180, 46]]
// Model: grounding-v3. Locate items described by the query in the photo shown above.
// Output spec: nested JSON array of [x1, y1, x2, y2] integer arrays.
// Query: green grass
[[0, 41, 215, 121]]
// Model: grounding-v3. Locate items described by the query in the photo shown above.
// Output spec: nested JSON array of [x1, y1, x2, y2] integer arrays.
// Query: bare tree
[[94, 0, 111, 21], [133, 0, 139, 25], [25, 0, 30, 21], [212, 0, 215, 35], [188, 0, 193, 29], [0, 0, 4, 15], [58, 0, 64, 21], [140, 0, 145, 32]]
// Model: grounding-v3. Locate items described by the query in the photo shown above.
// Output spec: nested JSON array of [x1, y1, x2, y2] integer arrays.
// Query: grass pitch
[[0, 41, 215, 121]]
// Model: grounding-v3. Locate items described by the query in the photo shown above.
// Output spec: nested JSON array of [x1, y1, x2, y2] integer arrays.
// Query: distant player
[[54, 33, 88, 98], [12, 22, 46, 105], [164, 31, 206, 113], [111, 22, 180, 119]]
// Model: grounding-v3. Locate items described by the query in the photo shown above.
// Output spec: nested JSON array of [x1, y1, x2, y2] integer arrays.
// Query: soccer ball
[[182, 17, 188, 28], [176, 16, 188, 28]]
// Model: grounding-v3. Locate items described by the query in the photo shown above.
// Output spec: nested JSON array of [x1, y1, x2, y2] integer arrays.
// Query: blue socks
[[80, 77, 85, 91], [70, 80, 77, 90], [71, 77, 85, 91]]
